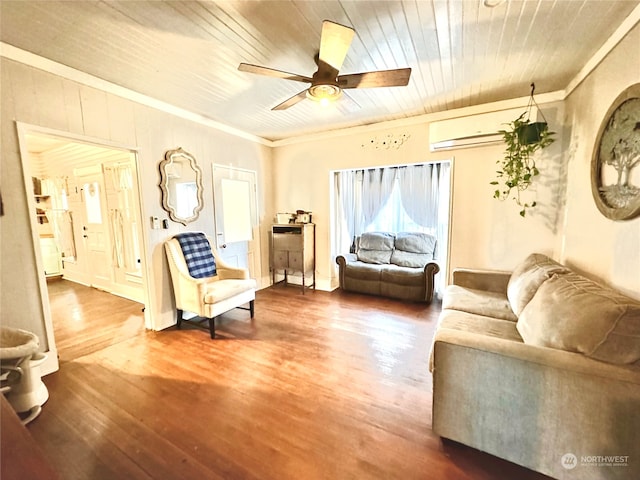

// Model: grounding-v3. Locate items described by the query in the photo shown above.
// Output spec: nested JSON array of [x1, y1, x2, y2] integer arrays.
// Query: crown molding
[[0, 42, 272, 147]]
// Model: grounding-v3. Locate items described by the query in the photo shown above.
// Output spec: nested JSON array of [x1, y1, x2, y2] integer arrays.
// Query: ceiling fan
[[238, 20, 412, 111]]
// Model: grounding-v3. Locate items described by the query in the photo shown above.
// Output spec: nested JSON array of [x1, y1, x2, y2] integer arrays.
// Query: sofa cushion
[[357, 232, 395, 264], [390, 250, 431, 268], [517, 272, 640, 364], [428, 309, 523, 371], [359, 232, 395, 250], [342, 260, 383, 281], [342, 261, 382, 296], [507, 253, 569, 316], [380, 264, 425, 286], [437, 309, 523, 342], [394, 232, 436, 253], [443, 285, 518, 322], [390, 232, 436, 268]]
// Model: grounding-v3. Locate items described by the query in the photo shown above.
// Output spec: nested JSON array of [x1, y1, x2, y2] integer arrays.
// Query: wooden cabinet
[[271, 223, 315, 292]]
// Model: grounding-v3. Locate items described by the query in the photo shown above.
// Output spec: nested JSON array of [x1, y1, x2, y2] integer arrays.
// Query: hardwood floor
[[46, 279, 145, 363], [26, 281, 551, 480]]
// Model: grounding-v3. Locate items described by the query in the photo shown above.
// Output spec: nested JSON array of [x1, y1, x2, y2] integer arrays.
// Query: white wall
[[0, 58, 273, 359], [560, 23, 640, 299], [272, 101, 565, 291]]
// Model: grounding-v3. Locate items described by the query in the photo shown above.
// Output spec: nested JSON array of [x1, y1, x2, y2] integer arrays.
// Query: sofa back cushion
[[517, 272, 640, 364], [507, 253, 569, 316], [357, 232, 395, 264], [390, 232, 436, 268]]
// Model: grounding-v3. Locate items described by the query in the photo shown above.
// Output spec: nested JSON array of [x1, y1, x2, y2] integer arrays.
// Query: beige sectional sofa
[[430, 253, 640, 480], [335, 232, 440, 303]]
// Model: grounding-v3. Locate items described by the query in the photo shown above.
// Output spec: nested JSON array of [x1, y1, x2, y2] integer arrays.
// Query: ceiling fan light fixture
[[238, 21, 411, 111], [307, 83, 342, 104]]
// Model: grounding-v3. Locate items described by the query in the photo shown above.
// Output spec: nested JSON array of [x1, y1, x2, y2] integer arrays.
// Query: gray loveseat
[[430, 253, 640, 480], [335, 232, 440, 303]]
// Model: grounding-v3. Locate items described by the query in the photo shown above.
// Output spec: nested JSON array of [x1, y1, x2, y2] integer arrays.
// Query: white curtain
[[337, 169, 358, 240], [361, 167, 397, 229], [435, 163, 451, 296], [42, 177, 77, 259], [398, 164, 439, 229]]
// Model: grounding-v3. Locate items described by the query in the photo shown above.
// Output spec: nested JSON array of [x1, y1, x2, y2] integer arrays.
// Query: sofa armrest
[[423, 262, 440, 303], [216, 265, 250, 280], [336, 253, 358, 289], [336, 253, 358, 265], [452, 268, 511, 294]]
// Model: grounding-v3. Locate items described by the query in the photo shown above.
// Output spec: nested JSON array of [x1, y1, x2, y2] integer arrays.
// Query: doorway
[[17, 124, 149, 373], [212, 164, 260, 280]]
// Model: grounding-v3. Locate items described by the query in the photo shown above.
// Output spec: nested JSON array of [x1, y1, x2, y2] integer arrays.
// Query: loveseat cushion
[[380, 264, 425, 286], [390, 232, 436, 267], [507, 253, 569, 316], [443, 285, 518, 321], [357, 232, 395, 264], [341, 260, 383, 281], [517, 272, 640, 365], [341, 261, 383, 296]]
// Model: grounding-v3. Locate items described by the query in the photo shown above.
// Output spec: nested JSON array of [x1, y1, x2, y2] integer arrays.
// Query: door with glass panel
[[79, 172, 112, 291]]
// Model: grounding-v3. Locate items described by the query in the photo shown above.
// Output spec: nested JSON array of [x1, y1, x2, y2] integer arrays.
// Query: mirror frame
[[159, 147, 204, 225]]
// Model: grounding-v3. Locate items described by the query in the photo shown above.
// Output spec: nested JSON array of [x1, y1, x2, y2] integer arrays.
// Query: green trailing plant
[[491, 84, 555, 217]]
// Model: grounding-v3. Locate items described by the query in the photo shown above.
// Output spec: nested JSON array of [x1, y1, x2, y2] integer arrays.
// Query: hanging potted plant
[[491, 83, 555, 216]]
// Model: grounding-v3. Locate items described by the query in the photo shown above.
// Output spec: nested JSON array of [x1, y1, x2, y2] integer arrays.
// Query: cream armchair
[[164, 233, 256, 338]]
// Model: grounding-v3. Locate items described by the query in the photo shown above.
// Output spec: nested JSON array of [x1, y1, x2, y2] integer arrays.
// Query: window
[[333, 161, 451, 297], [84, 181, 102, 224], [365, 181, 433, 235]]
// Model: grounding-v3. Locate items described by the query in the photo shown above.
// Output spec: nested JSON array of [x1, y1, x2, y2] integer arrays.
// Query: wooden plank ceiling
[[1, 1, 638, 141]]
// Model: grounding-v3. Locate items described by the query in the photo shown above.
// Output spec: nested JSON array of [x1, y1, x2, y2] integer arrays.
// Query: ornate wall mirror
[[159, 147, 204, 225]]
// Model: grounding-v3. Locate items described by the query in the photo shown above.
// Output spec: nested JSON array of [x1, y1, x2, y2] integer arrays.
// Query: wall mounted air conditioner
[[429, 107, 531, 152]]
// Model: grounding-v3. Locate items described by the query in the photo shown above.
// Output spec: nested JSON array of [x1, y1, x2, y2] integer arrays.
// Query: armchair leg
[[249, 300, 255, 318], [209, 317, 216, 339], [176, 309, 183, 329]]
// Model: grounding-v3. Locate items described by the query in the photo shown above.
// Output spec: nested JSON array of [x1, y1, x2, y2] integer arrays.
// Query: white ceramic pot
[[7, 352, 49, 413]]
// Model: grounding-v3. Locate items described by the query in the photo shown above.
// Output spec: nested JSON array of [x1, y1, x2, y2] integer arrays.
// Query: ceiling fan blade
[[338, 68, 412, 89], [272, 90, 308, 110], [318, 20, 355, 74], [238, 63, 312, 83]]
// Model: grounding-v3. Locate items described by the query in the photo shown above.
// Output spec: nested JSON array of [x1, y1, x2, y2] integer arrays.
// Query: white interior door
[[212, 165, 259, 280], [80, 173, 112, 290]]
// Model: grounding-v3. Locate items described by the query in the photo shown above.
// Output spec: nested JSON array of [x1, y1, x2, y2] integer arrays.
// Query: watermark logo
[[561, 453, 578, 470], [561, 453, 629, 469]]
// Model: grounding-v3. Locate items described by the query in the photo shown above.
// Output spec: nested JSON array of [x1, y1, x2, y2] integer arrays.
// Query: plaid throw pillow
[[175, 232, 217, 279]]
